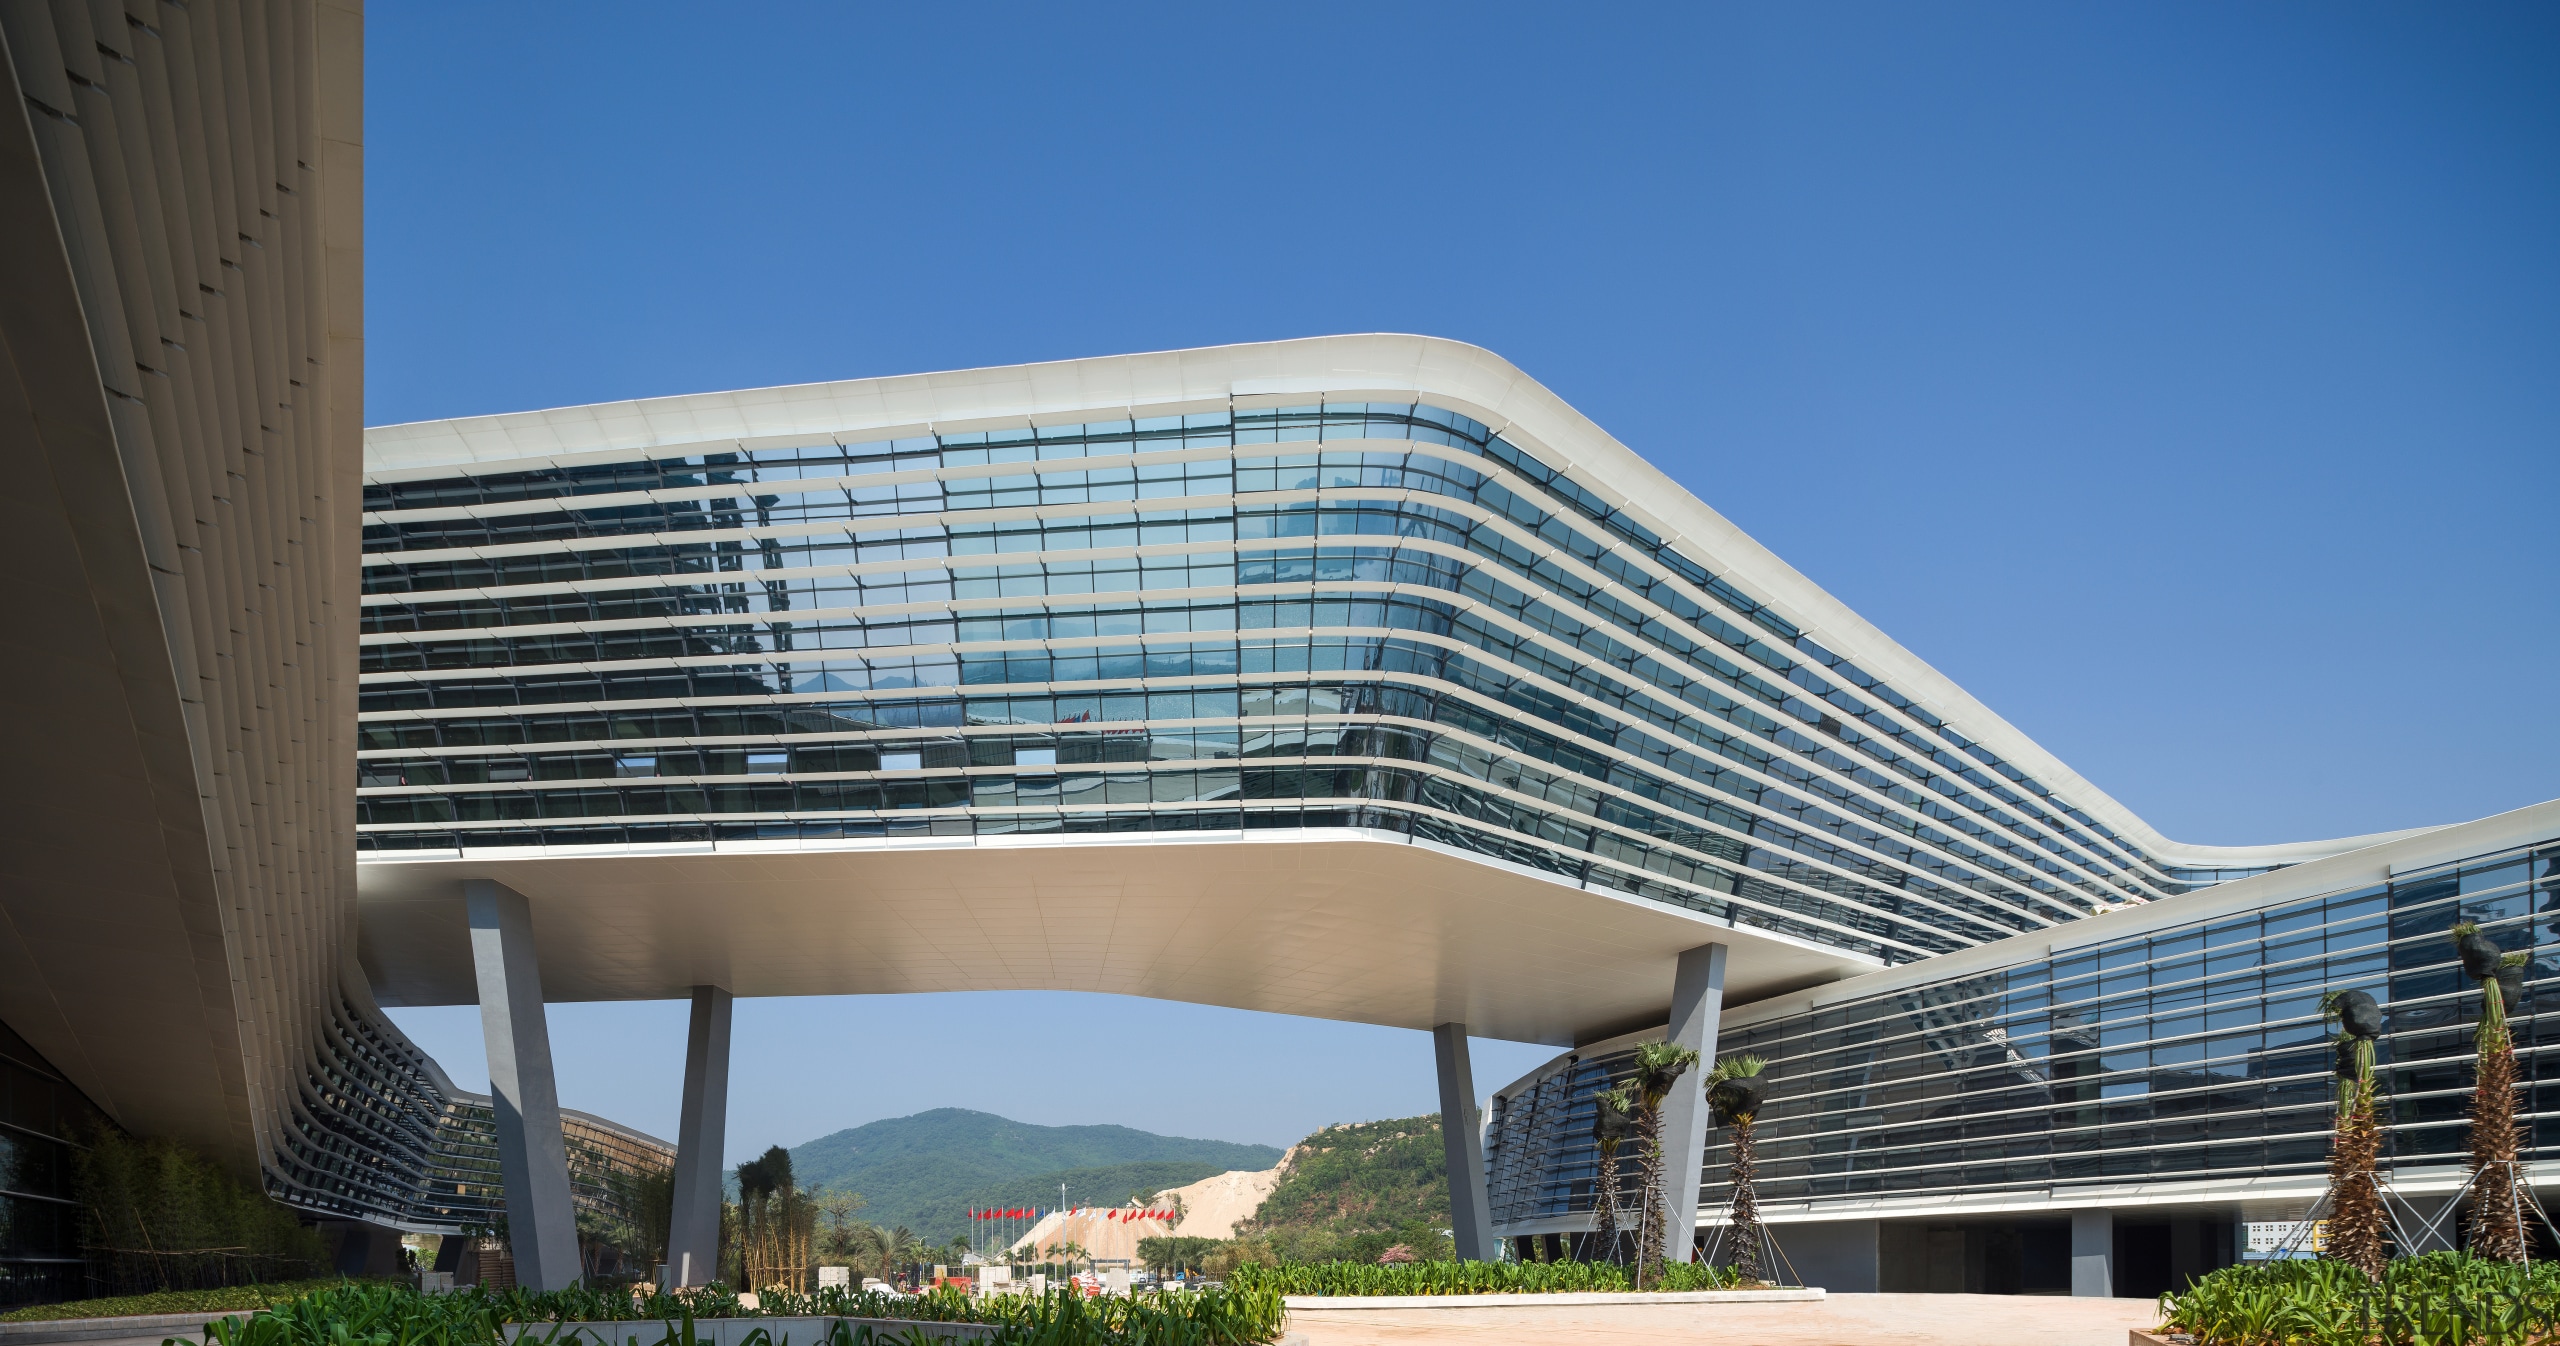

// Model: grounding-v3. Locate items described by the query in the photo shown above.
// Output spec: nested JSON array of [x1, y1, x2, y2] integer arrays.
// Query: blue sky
[[371, 3, 2559, 1159]]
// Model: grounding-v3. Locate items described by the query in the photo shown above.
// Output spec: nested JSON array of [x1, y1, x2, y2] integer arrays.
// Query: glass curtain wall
[[1486, 836, 2560, 1228], [0, 1021, 107, 1307], [360, 403, 2247, 965]]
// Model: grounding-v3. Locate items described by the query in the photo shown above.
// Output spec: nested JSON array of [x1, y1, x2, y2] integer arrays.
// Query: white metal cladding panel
[[0, 0, 368, 1211]]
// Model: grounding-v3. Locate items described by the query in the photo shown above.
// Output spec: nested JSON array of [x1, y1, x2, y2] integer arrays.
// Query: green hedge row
[[1226, 1258, 1750, 1296], [190, 1282, 1282, 1346], [2159, 1254, 2560, 1346]]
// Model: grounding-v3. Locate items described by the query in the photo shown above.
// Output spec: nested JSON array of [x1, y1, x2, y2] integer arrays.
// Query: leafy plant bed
[[179, 1282, 1283, 1346], [1228, 1259, 1757, 1297], [0, 1280, 350, 1323], [2157, 1253, 2560, 1346]]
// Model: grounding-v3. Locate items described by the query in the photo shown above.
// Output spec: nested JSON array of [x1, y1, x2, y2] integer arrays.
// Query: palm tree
[[1588, 1086, 1637, 1264], [2320, 989, 2387, 1278], [1628, 1039, 1702, 1283], [1044, 1239, 1090, 1279], [1708, 1055, 1770, 1283], [2453, 922, 2529, 1263], [872, 1224, 920, 1285]]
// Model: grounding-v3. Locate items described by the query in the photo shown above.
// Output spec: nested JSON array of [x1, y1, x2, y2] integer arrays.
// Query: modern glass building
[[0, 0, 2535, 1310], [343, 335, 2543, 1296], [1487, 811, 2560, 1296], [354, 364, 2351, 963]]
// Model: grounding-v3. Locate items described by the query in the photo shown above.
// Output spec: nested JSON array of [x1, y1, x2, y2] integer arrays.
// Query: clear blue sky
[[371, 3, 2559, 1160]]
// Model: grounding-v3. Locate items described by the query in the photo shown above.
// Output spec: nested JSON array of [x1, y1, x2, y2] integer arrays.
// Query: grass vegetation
[[2157, 1254, 2560, 1346], [1228, 1259, 1746, 1297], [0, 1279, 348, 1323]]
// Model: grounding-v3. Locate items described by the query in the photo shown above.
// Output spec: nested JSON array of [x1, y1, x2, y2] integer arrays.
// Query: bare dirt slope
[[1008, 1156, 1289, 1263], [1162, 1159, 1288, 1239]]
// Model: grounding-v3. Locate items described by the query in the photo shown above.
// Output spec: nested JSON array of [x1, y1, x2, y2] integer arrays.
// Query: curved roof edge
[[360, 333, 2438, 870]]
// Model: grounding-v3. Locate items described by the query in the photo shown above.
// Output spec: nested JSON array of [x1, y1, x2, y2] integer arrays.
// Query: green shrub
[[2158, 1253, 2560, 1346], [182, 1279, 1284, 1346], [1227, 1258, 1749, 1296]]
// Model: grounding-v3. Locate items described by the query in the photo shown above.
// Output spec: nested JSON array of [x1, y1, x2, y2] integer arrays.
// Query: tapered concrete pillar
[[1432, 1023, 1495, 1262], [2071, 1208, 2114, 1297], [1659, 942, 1727, 1262], [664, 985, 733, 1288], [466, 879, 581, 1291]]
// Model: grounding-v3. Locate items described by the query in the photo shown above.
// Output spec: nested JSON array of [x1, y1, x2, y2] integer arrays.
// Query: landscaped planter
[[498, 1319, 1005, 1346], [0, 1312, 258, 1346]]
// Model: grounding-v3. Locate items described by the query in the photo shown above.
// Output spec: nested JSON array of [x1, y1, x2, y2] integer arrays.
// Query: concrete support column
[[466, 879, 581, 1291], [1432, 1022, 1495, 1262], [2071, 1208, 2114, 1297], [1784, 1219, 1879, 1292], [664, 985, 733, 1288], [1658, 942, 1728, 1262]]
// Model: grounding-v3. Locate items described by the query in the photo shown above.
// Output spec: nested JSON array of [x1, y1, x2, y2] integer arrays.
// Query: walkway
[[1285, 1292, 2162, 1346]]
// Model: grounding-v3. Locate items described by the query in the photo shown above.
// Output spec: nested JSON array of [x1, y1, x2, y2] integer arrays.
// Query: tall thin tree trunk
[[1635, 1104, 1667, 1285], [1730, 1118, 1763, 1283], [2468, 986, 2527, 1263], [1592, 1145, 1622, 1264], [2327, 1045, 2386, 1278]]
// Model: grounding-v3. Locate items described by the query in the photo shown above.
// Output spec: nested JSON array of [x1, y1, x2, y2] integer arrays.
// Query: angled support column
[[1659, 942, 1728, 1262], [1432, 1022, 1496, 1262], [466, 879, 581, 1291], [664, 985, 733, 1288]]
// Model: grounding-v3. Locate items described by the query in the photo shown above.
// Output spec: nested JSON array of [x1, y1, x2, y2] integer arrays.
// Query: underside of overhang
[[357, 829, 1876, 1046]]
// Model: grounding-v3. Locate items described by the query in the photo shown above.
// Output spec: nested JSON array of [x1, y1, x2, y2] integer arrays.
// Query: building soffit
[[355, 831, 1876, 1046], [0, 30, 250, 1154]]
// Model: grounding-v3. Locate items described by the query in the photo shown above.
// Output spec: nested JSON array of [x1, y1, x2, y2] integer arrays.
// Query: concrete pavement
[[1285, 1291, 2163, 1346]]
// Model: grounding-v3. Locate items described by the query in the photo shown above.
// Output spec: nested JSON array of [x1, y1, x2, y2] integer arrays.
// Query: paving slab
[[1285, 1291, 2162, 1346]]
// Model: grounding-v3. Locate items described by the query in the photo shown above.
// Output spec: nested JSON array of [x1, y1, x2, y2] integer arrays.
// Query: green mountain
[[779, 1109, 1281, 1244], [1239, 1115, 1451, 1260]]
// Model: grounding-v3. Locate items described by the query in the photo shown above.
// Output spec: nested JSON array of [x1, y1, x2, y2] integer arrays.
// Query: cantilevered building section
[[352, 335, 2539, 1293], [355, 336, 2398, 1004]]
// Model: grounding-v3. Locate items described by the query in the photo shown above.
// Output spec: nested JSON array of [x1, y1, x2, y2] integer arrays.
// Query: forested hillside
[[1233, 1115, 1452, 1261], [773, 1109, 1280, 1244]]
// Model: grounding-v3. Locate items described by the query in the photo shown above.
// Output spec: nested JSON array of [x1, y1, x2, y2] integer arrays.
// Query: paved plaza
[[1285, 1292, 2163, 1346]]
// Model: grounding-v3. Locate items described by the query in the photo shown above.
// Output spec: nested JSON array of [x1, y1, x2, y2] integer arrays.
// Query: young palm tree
[[872, 1225, 919, 1284], [1589, 1086, 1637, 1264], [2320, 988, 2386, 1278], [1708, 1055, 1770, 1283], [2453, 923, 2529, 1262], [1628, 1039, 1703, 1283]]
